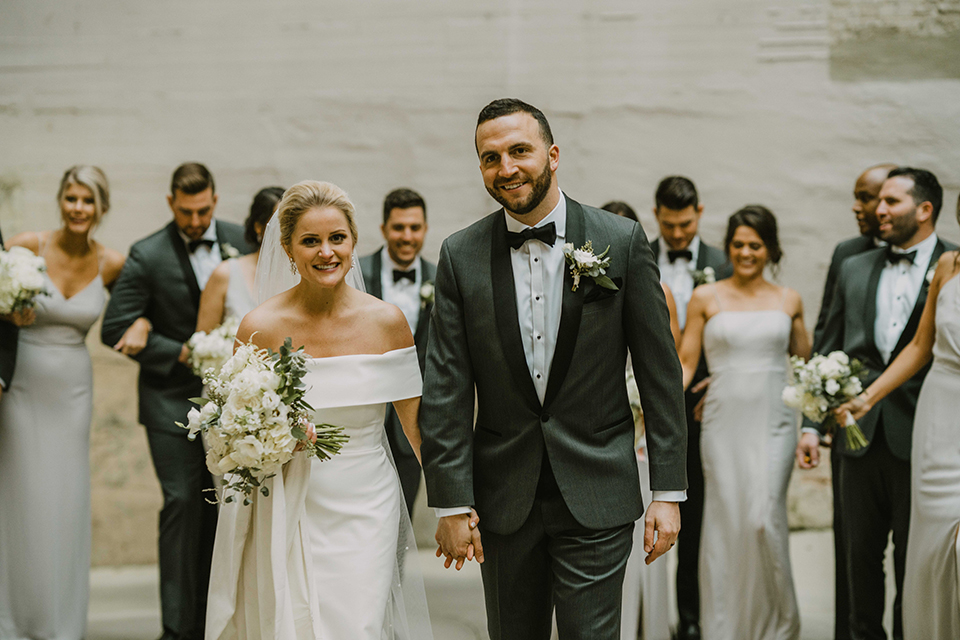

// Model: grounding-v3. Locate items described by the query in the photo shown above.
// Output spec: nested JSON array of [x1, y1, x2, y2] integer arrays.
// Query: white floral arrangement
[[782, 350, 868, 450], [420, 281, 435, 308], [179, 337, 348, 504], [925, 266, 936, 286], [0, 246, 48, 314], [220, 242, 241, 259], [186, 316, 241, 377], [691, 266, 716, 287], [562, 241, 618, 292]]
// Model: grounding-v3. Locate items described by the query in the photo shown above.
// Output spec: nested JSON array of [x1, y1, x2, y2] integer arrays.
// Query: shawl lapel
[[891, 238, 948, 357], [543, 197, 586, 410], [414, 259, 436, 341], [167, 222, 202, 308], [369, 250, 384, 299], [863, 251, 886, 365], [490, 213, 542, 412]]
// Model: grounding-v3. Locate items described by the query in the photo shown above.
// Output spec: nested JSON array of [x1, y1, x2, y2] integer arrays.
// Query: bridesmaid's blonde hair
[[58, 165, 110, 224], [277, 181, 358, 250]]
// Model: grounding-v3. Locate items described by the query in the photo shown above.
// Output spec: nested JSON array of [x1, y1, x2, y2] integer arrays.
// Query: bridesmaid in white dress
[[677, 206, 810, 640], [204, 181, 436, 639], [195, 186, 284, 332], [838, 245, 960, 638], [0, 166, 126, 640]]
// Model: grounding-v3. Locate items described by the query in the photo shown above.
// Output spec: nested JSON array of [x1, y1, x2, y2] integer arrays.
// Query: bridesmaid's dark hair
[[244, 186, 285, 247], [600, 200, 638, 222], [724, 205, 783, 265]]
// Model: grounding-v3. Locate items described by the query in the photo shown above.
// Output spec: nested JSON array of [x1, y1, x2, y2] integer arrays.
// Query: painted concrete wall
[[2, 0, 959, 565]]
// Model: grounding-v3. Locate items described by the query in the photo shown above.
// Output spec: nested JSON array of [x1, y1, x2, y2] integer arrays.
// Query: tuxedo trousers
[[145, 429, 218, 640], [479, 451, 634, 640], [840, 422, 910, 640], [676, 388, 705, 632], [831, 448, 851, 640]]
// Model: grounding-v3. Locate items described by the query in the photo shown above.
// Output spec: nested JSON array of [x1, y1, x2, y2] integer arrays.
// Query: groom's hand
[[435, 509, 483, 570], [643, 500, 680, 565]]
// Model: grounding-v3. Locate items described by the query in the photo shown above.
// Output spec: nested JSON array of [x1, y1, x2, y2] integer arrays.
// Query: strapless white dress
[[205, 346, 432, 640]]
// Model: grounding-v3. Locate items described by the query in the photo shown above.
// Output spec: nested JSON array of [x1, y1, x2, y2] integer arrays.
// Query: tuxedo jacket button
[[541, 413, 550, 422]]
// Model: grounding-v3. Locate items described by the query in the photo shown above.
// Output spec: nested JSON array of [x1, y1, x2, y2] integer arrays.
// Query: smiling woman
[[0, 165, 127, 640]]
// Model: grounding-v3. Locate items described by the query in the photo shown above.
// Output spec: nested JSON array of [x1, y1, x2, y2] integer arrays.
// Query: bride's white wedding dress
[[205, 346, 432, 639]]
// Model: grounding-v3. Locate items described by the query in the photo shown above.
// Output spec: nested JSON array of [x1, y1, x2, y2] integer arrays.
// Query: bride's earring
[[288, 257, 298, 275]]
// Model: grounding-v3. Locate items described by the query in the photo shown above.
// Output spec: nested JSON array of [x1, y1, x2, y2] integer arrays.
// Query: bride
[[205, 180, 434, 639]]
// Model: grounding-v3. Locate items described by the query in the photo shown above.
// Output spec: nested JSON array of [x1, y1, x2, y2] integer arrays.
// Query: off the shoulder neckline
[[305, 345, 416, 362]]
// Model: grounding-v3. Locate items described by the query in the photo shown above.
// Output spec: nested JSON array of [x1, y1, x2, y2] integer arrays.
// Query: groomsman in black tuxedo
[[649, 176, 730, 640], [798, 167, 958, 640], [809, 162, 895, 640], [359, 187, 436, 516], [0, 226, 17, 402], [101, 163, 251, 640]]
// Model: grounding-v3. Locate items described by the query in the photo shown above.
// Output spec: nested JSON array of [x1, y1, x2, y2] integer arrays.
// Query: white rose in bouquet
[[0, 246, 49, 314], [186, 316, 240, 377], [824, 378, 841, 396]]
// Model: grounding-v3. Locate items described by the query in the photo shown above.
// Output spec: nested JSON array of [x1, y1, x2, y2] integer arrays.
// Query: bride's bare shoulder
[[351, 290, 414, 351]]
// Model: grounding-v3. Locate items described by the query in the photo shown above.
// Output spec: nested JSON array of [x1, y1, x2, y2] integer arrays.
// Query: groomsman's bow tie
[[188, 239, 215, 253], [393, 269, 416, 283], [505, 222, 557, 250], [885, 248, 916, 265], [667, 249, 693, 263]]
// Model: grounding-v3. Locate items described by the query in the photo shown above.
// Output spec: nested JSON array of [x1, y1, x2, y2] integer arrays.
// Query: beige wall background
[[2, 0, 959, 565]]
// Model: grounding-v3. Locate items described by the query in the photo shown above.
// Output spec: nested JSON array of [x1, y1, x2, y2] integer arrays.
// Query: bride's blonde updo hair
[[277, 180, 359, 250]]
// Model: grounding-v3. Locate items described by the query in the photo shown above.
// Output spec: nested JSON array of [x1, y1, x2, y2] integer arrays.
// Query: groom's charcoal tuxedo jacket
[[806, 237, 958, 460], [421, 196, 688, 536], [101, 221, 251, 434], [0, 227, 17, 389]]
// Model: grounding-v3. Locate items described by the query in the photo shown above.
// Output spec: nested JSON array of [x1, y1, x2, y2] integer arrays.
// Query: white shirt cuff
[[652, 490, 687, 503], [801, 427, 822, 436], [0, 377, 5, 390], [434, 506, 473, 518]]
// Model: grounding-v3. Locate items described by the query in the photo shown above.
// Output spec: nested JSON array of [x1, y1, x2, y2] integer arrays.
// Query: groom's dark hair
[[171, 162, 215, 196], [887, 166, 943, 223], [476, 98, 554, 149]]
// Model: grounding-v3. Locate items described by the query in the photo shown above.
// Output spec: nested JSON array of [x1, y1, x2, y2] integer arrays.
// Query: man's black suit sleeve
[[814, 244, 845, 346], [419, 240, 476, 509], [624, 223, 687, 492], [101, 245, 184, 378]]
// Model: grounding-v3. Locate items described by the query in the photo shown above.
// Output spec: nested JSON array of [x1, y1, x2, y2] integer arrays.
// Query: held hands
[[113, 317, 151, 356], [834, 393, 872, 424], [293, 421, 317, 453], [643, 500, 680, 565], [435, 509, 483, 570], [795, 432, 822, 469]]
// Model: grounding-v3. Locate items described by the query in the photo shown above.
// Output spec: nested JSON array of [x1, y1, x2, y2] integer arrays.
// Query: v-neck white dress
[[0, 268, 105, 640]]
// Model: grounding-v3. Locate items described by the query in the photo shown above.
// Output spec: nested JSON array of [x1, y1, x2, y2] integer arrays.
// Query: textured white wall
[[2, 0, 959, 564]]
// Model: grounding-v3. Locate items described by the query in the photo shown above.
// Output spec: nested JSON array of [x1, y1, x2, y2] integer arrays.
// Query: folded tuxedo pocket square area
[[583, 277, 622, 304]]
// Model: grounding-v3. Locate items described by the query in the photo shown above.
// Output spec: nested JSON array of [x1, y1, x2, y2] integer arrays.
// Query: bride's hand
[[294, 421, 317, 452], [835, 393, 871, 423]]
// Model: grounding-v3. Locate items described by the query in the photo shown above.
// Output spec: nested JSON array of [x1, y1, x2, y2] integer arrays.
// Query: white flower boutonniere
[[925, 266, 937, 287], [562, 241, 618, 292], [221, 242, 241, 260], [691, 266, 716, 287], [420, 281, 435, 308]]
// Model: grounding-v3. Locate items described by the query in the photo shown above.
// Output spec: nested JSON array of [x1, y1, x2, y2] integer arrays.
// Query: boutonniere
[[562, 241, 618, 292], [691, 266, 716, 287], [419, 281, 435, 308], [925, 266, 937, 287], [220, 242, 241, 260]]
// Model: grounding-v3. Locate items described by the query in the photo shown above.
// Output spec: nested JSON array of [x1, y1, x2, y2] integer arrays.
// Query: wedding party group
[[0, 97, 958, 640]]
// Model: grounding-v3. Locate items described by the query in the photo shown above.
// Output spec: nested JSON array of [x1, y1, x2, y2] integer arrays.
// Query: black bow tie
[[667, 249, 693, 263], [886, 248, 916, 265], [187, 238, 215, 253], [393, 269, 416, 283], [505, 222, 557, 250]]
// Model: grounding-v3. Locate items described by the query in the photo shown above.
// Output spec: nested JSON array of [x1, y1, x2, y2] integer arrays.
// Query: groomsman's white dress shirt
[[435, 195, 683, 519], [177, 220, 221, 290], [875, 233, 938, 364], [379, 247, 422, 335], [657, 235, 700, 330]]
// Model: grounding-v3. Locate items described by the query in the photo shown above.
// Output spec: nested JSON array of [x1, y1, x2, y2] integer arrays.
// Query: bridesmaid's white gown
[[223, 258, 256, 322], [698, 291, 800, 640], [0, 271, 105, 640], [205, 346, 432, 640], [903, 271, 960, 638]]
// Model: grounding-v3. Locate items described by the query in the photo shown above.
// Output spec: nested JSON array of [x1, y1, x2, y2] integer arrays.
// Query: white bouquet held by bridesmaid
[[782, 350, 868, 450], [186, 316, 240, 377], [0, 246, 48, 314], [178, 337, 348, 505]]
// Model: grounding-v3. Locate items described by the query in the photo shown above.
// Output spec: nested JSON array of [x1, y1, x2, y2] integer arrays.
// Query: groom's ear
[[549, 144, 560, 172]]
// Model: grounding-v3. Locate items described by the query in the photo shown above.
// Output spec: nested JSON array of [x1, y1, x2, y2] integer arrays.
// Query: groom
[[420, 99, 687, 639]]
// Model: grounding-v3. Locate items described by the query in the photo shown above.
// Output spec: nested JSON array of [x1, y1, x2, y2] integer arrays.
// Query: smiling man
[[101, 163, 251, 640], [419, 98, 688, 640], [360, 187, 435, 517]]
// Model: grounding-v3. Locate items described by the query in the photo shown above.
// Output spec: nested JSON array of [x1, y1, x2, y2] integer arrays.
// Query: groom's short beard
[[488, 159, 553, 217]]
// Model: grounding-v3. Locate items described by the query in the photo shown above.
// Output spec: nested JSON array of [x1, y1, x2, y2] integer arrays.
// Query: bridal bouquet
[[782, 351, 869, 450], [186, 316, 241, 377], [0, 246, 48, 314], [178, 337, 348, 504]]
